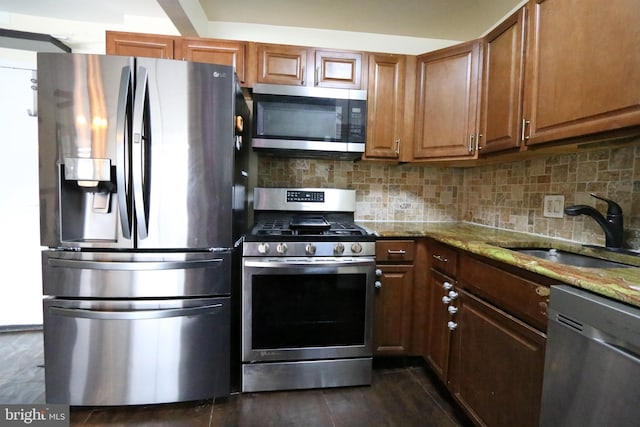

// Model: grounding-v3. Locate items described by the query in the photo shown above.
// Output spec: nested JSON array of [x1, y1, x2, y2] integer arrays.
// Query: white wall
[[0, 10, 460, 56], [0, 58, 42, 326]]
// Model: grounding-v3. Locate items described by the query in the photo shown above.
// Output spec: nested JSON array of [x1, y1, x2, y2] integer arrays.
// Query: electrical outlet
[[543, 195, 565, 218]]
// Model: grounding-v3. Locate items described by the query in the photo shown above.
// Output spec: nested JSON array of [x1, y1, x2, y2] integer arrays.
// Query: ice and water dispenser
[[59, 157, 121, 243]]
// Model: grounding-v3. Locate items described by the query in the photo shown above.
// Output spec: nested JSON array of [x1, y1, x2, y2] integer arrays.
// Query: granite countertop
[[358, 221, 640, 308]]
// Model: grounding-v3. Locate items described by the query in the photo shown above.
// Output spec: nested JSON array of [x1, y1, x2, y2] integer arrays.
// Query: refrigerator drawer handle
[[49, 304, 223, 320], [48, 257, 223, 271]]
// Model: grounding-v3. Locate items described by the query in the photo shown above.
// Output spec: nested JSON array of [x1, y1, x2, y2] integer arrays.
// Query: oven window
[[252, 273, 366, 349]]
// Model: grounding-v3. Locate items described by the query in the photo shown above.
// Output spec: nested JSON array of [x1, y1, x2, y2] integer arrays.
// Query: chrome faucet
[[564, 194, 624, 249]]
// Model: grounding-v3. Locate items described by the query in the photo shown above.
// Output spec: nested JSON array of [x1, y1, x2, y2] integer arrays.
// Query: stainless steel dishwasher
[[540, 285, 640, 427]]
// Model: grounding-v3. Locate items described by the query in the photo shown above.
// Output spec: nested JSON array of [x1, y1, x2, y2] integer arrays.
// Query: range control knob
[[448, 305, 458, 314], [334, 242, 345, 255], [443, 281, 454, 290], [375, 281, 382, 289], [257, 243, 270, 255], [351, 242, 363, 254], [305, 243, 317, 256], [447, 321, 458, 331], [448, 290, 459, 300], [375, 269, 383, 277], [276, 243, 288, 254], [442, 296, 452, 305]]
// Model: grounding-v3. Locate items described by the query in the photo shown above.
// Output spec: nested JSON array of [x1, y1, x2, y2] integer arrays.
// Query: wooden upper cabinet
[[414, 40, 482, 160], [106, 31, 175, 59], [523, 0, 640, 145], [256, 43, 364, 88], [479, 8, 527, 154], [364, 54, 406, 159], [257, 44, 310, 86], [315, 50, 363, 89], [176, 38, 247, 84]]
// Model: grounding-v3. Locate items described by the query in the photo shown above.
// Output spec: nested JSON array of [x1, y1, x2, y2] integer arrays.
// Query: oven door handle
[[244, 258, 375, 268]]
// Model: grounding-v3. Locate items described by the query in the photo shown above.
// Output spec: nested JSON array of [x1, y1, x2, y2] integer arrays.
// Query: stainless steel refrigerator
[[37, 52, 249, 406]]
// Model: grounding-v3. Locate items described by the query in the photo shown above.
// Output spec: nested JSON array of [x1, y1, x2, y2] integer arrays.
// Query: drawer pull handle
[[432, 254, 448, 262], [535, 286, 550, 297], [387, 249, 407, 255]]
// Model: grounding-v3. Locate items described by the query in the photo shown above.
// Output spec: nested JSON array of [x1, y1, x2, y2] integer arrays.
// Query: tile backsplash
[[256, 137, 640, 249]]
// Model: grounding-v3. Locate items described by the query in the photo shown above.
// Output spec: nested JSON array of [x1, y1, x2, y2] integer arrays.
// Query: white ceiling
[[0, 0, 523, 41]]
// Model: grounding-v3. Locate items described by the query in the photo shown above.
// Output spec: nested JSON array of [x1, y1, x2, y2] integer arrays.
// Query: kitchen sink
[[506, 248, 635, 269]]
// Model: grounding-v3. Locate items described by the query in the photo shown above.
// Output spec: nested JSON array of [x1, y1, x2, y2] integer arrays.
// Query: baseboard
[[0, 324, 43, 333]]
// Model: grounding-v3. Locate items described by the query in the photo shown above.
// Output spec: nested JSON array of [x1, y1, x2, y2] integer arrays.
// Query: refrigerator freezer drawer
[[43, 297, 230, 405], [42, 250, 231, 298]]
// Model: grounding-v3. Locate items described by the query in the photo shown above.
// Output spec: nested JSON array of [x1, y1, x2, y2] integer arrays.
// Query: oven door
[[242, 257, 375, 362]]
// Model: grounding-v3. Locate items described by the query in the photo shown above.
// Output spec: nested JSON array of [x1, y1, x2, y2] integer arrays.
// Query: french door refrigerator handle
[[132, 65, 150, 239], [49, 303, 224, 320], [116, 65, 133, 239], [47, 257, 223, 271]]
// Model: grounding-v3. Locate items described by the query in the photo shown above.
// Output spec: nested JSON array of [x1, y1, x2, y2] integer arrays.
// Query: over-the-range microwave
[[251, 83, 367, 160]]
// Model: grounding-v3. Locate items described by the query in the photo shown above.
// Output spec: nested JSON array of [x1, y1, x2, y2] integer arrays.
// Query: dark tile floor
[[0, 331, 472, 426]]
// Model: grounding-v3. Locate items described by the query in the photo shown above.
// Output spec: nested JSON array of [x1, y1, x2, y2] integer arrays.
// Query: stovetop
[[246, 213, 373, 242], [244, 188, 375, 256]]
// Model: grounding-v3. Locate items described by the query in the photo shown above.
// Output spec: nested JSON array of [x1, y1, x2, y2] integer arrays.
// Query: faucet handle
[[590, 193, 623, 216]]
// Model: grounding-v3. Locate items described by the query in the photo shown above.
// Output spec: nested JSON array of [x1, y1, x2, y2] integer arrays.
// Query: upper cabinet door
[[414, 40, 482, 160], [177, 38, 247, 85], [523, 0, 640, 145], [314, 50, 363, 89], [257, 44, 310, 86], [479, 8, 527, 154], [106, 31, 175, 59], [364, 54, 406, 159]]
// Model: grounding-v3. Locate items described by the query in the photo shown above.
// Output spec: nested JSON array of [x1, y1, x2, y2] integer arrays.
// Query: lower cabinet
[[450, 289, 546, 427], [373, 264, 414, 355], [421, 240, 550, 427], [425, 269, 455, 383], [374, 240, 415, 355]]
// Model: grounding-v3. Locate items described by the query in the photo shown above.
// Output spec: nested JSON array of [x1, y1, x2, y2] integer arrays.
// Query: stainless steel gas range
[[241, 188, 376, 392]]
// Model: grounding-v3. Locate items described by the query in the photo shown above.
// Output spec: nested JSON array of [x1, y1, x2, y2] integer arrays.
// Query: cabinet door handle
[[387, 249, 407, 255], [432, 254, 448, 262], [315, 66, 320, 86], [468, 133, 475, 153], [521, 118, 531, 141], [395, 139, 400, 156], [301, 65, 305, 85]]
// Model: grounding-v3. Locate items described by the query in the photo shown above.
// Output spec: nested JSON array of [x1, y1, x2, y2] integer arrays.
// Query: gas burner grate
[[260, 219, 287, 230]]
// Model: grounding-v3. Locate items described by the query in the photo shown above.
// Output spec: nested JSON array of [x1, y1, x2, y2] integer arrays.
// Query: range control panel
[[287, 190, 325, 203]]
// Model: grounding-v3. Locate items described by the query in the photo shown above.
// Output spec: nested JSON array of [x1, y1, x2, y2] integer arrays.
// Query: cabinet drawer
[[376, 240, 415, 262], [429, 240, 458, 277], [458, 253, 550, 331]]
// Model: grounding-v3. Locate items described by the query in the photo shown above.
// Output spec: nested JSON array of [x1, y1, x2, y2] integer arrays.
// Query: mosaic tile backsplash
[[256, 137, 640, 249]]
